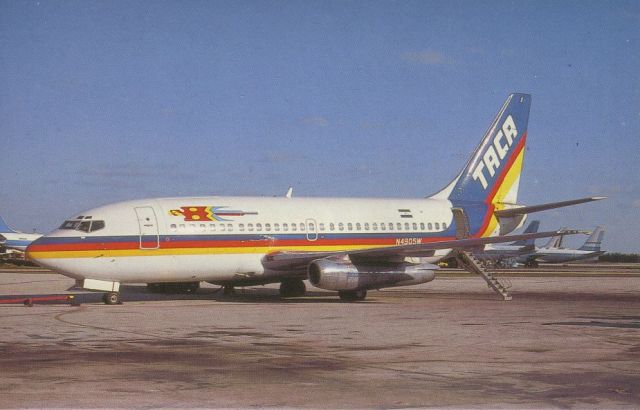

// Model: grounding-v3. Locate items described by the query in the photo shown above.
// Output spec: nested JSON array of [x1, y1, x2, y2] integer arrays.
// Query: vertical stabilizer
[[0, 216, 16, 233], [543, 227, 568, 249], [579, 226, 605, 251], [511, 220, 540, 246], [430, 93, 531, 238], [433, 93, 531, 206]]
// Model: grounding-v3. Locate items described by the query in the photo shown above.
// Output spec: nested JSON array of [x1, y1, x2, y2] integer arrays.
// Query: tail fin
[[579, 226, 605, 251], [511, 220, 540, 246], [543, 227, 567, 249], [0, 216, 16, 233], [433, 93, 531, 206]]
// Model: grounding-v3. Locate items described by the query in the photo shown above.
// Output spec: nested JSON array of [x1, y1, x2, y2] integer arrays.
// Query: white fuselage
[[27, 196, 469, 285]]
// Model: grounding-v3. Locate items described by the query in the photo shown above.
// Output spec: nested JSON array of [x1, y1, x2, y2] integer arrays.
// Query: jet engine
[[308, 258, 437, 291]]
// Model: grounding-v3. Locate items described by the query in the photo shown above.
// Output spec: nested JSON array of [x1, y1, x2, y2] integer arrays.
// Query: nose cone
[[25, 236, 46, 265]]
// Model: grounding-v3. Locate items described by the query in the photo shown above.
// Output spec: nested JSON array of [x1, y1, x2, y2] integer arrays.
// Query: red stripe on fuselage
[[27, 235, 458, 253]]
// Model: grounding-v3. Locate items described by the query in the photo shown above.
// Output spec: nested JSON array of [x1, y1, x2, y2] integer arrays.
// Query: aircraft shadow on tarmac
[[0, 285, 381, 305]]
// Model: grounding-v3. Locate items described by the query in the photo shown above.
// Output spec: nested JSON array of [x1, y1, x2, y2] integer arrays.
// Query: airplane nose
[[25, 236, 46, 264]]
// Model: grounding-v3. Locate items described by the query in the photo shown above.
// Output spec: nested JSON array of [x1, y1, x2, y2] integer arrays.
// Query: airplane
[[26, 93, 605, 304], [518, 226, 606, 266], [0, 216, 43, 254], [472, 220, 540, 265]]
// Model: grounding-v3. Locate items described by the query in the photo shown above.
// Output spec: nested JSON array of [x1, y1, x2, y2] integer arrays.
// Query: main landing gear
[[102, 292, 121, 305], [279, 279, 306, 298], [338, 289, 367, 302]]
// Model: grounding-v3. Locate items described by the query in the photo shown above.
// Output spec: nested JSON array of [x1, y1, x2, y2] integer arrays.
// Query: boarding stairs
[[456, 251, 512, 301]]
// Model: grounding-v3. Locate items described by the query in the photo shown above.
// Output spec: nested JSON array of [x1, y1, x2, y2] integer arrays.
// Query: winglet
[[285, 187, 293, 198]]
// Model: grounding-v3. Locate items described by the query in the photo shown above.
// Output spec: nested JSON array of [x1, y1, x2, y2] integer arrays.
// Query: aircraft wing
[[262, 230, 578, 271], [494, 196, 606, 217]]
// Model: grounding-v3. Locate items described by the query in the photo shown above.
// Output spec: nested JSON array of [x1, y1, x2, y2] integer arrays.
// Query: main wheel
[[338, 289, 367, 302], [279, 279, 306, 298], [103, 292, 121, 305]]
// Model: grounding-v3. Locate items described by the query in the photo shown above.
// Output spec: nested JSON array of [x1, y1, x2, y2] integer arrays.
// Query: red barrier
[[0, 295, 79, 306]]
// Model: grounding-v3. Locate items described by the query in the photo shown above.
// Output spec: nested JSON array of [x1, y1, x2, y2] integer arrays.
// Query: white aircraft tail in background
[[0, 216, 42, 253]]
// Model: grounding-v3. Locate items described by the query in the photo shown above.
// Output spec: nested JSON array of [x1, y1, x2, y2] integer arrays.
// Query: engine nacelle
[[308, 259, 436, 291]]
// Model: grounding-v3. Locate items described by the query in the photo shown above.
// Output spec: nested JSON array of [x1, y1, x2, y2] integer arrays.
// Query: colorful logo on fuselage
[[169, 206, 258, 222]]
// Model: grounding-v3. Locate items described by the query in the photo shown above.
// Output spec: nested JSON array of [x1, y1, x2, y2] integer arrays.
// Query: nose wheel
[[103, 292, 121, 305]]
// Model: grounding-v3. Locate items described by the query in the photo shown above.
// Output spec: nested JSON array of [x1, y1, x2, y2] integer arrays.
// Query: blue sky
[[1, 0, 638, 252]]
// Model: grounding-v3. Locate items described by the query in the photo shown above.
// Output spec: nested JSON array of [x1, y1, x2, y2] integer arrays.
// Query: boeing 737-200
[[26, 93, 604, 304]]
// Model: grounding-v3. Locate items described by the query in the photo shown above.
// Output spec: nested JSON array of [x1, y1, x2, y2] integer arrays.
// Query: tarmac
[[1, 264, 639, 408]]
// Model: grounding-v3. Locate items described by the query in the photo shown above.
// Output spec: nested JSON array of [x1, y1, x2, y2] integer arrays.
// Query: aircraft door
[[451, 208, 470, 239], [135, 207, 160, 249], [305, 218, 318, 241]]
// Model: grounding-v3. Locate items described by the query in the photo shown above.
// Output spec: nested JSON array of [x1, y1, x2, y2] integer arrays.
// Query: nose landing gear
[[102, 292, 121, 305]]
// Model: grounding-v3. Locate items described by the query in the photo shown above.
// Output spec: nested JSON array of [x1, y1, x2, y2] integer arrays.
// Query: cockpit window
[[59, 220, 106, 233]]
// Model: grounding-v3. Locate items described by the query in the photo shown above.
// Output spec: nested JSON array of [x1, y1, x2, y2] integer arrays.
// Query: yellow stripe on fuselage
[[27, 243, 393, 259]]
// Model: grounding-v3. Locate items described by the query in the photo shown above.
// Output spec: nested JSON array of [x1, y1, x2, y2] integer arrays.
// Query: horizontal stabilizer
[[494, 196, 606, 218]]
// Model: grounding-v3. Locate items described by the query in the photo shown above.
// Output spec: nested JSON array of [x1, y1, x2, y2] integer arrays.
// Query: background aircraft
[[0, 216, 42, 254], [519, 226, 606, 266], [474, 220, 540, 265]]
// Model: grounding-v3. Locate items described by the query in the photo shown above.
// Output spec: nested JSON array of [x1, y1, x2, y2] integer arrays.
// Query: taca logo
[[472, 115, 518, 190]]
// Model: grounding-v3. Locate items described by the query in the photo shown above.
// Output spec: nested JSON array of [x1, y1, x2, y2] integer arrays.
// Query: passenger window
[[420, 222, 425, 230], [356, 223, 361, 230], [308, 223, 315, 231], [227, 224, 233, 231], [239, 223, 245, 232], [256, 223, 262, 231], [179, 224, 185, 229], [404, 223, 410, 230], [435, 222, 440, 230], [274, 223, 280, 231], [299, 223, 306, 231], [248, 223, 254, 232], [388, 222, 393, 230], [364, 223, 369, 231], [372, 223, 378, 230], [291, 223, 297, 232], [319, 223, 325, 231], [170, 224, 177, 231], [397, 223, 402, 230], [199, 224, 206, 231], [428, 223, 433, 230], [338, 223, 344, 231], [380, 223, 386, 231], [443, 222, 447, 229], [347, 223, 353, 230], [220, 224, 226, 232], [283, 223, 289, 231], [412, 223, 418, 230], [330, 223, 335, 231], [189, 223, 196, 230], [265, 223, 271, 232]]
